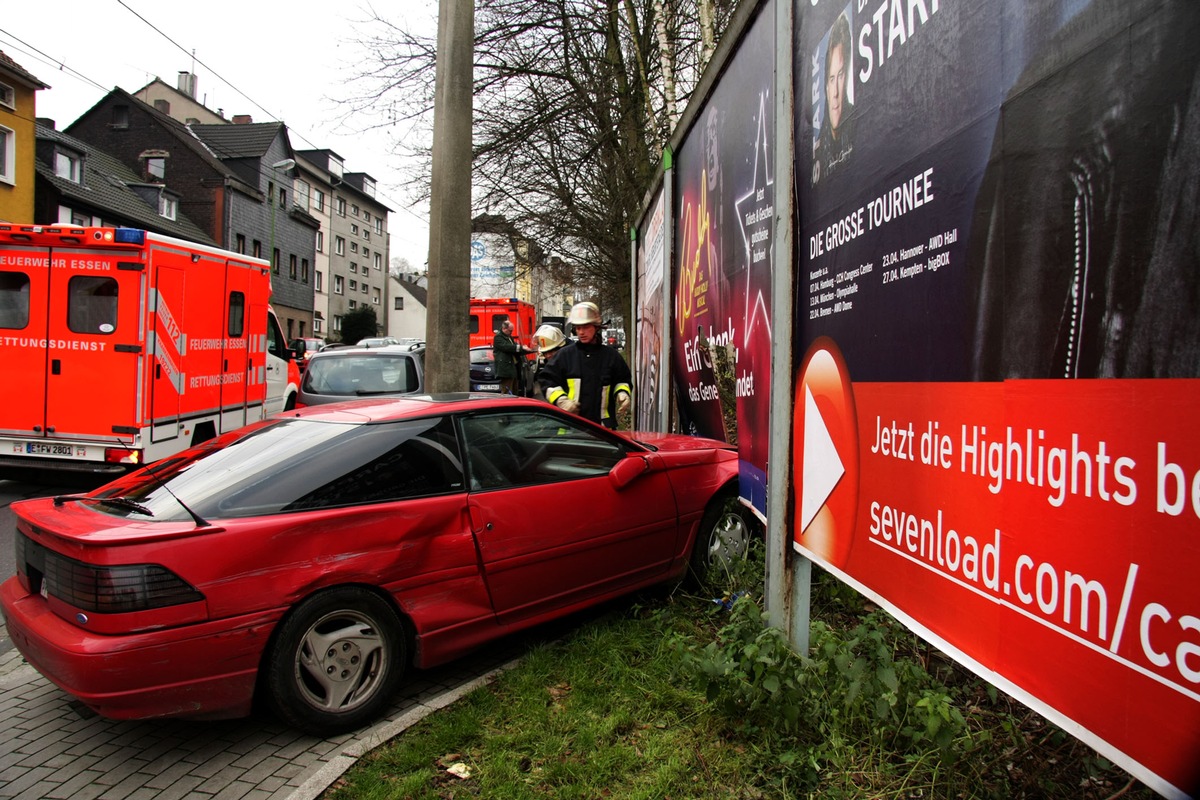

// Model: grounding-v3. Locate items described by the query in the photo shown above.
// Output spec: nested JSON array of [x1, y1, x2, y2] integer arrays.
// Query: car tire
[[284, 392, 297, 411], [265, 587, 406, 735], [688, 493, 754, 588]]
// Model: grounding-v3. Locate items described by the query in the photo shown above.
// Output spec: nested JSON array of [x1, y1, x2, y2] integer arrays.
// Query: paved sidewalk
[[0, 621, 522, 800]]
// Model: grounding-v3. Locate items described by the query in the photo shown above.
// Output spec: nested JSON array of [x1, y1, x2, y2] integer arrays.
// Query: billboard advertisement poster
[[635, 188, 668, 432], [673, 2, 775, 516], [792, 0, 1200, 795]]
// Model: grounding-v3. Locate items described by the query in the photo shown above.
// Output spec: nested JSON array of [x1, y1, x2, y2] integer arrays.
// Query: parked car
[[470, 345, 534, 395], [288, 337, 324, 372], [356, 336, 401, 348], [0, 395, 751, 734], [297, 344, 426, 406]]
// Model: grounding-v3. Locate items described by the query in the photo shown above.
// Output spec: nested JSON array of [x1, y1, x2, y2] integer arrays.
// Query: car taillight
[[18, 533, 203, 613], [105, 447, 142, 465]]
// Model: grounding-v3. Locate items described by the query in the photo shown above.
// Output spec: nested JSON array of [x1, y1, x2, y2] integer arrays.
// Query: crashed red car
[[1, 394, 752, 734]]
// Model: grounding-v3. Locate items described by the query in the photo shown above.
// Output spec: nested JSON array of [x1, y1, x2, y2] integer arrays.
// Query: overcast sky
[[2, 0, 436, 265]]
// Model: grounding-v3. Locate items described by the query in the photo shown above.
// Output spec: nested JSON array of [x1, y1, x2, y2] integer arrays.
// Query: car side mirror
[[609, 455, 649, 490]]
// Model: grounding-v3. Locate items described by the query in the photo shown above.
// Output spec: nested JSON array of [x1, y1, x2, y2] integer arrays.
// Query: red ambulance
[[0, 225, 299, 479]]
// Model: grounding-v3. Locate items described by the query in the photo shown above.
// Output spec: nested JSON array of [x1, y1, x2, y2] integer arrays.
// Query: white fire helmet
[[567, 301, 601, 327], [534, 324, 567, 353]]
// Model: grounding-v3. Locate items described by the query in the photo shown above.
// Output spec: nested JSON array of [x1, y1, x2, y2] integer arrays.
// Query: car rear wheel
[[688, 493, 754, 587], [266, 587, 406, 735]]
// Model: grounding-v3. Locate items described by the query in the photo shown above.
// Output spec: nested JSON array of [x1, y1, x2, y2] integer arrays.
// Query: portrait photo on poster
[[813, 4, 855, 185]]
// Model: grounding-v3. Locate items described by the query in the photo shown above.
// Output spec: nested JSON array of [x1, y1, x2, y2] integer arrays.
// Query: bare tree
[[344, 0, 737, 311]]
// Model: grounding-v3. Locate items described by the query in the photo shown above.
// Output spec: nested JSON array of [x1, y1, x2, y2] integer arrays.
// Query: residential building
[[0, 51, 49, 222], [133, 73, 226, 125], [33, 120, 214, 244], [65, 91, 318, 339], [294, 150, 339, 342], [388, 271, 428, 340], [298, 150, 391, 342]]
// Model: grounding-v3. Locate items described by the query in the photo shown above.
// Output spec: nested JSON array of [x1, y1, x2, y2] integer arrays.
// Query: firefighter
[[532, 324, 567, 400], [538, 302, 632, 429]]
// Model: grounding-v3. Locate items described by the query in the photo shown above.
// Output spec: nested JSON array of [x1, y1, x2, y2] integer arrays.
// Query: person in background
[[538, 302, 632, 429], [492, 320, 527, 395]]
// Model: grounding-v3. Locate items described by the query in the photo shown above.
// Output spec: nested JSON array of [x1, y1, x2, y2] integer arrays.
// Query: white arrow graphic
[[800, 383, 845, 531]]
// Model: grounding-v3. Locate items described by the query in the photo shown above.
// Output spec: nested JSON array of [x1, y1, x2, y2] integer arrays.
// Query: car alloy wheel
[[266, 587, 406, 735], [688, 494, 752, 587]]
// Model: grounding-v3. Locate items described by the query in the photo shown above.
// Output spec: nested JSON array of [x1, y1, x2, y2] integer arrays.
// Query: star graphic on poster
[[734, 91, 774, 348]]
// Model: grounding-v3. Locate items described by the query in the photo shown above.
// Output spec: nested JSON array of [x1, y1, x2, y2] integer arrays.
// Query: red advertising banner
[[793, 339, 1200, 796], [791, 0, 1200, 793]]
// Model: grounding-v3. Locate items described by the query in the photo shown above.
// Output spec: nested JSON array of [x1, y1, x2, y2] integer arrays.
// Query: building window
[[334, 275, 344, 295], [159, 195, 177, 220], [316, 231, 323, 252], [111, 105, 129, 129], [235, 234, 245, 253], [154, 98, 170, 114], [363, 211, 371, 224], [373, 288, 380, 304], [316, 271, 323, 292], [350, 242, 358, 253], [362, 283, 369, 295], [0, 126, 14, 185], [350, 300, 357, 309], [361, 264, 369, 277], [374, 253, 382, 270], [363, 248, 370, 259], [253, 240, 262, 259], [336, 197, 346, 216], [301, 258, 309, 283], [278, 187, 286, 208], [0, 82, 13, 110], [314, 317, 323, 333], [315, 190, 325, 212], [335, 236, 345, 256], [364, 231, 370, 242], [272, 248, 280, 273], [349, 280, 358, 291], [351, 224, 359, 235], [289, 254, 297, 279], [296, 180, 311, 209], [394, 296, 404, 311], [350, 262, 357, 273], [54, 150, 82, 183], [333, 314, 342, 332], [352, 204, 359, 216], [375, 219, 383, 235]]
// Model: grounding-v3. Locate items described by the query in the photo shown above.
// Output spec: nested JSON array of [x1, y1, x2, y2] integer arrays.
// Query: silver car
[[297, 344, 426, 407]]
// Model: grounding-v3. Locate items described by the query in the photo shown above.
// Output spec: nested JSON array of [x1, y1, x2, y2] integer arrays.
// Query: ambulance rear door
[[0, 243, 51, 435], [44, 243, 146, 443]]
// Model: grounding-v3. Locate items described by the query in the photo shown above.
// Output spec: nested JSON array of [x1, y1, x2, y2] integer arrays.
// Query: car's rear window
[[304, 354, 420, 395], [95, 416, 464, 519]]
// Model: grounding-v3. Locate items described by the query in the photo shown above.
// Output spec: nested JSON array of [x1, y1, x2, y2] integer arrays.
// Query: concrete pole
[[425, 0, 474, 393]]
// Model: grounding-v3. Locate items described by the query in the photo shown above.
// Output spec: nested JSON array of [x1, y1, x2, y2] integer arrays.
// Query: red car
[[1, 395, 751, 734]]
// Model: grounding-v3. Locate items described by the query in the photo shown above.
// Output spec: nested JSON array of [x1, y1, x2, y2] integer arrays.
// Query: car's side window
[[459, 412, 627, 492]]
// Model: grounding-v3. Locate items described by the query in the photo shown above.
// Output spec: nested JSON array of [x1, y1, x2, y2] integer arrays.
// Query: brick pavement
[[0, 621, 522, 800]]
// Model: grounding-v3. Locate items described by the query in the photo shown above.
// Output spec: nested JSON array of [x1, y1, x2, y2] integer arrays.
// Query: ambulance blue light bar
[[113, 228, 146, 245]]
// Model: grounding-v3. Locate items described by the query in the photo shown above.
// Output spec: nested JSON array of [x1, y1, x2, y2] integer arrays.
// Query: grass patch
[[325, 545, 1154, 799]]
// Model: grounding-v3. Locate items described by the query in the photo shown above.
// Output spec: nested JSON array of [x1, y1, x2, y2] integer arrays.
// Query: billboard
[[791, 0, 1200, 795], [635, 186, 669, 432], [672, 2, 776, 516]]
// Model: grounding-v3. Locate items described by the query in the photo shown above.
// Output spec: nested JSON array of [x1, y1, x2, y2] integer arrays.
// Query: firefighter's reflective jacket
[[538, 340, 632, 428]]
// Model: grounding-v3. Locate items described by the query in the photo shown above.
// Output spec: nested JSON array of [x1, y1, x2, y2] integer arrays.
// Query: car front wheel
[[265, 587, 406, 735], [689, 494, 754, 587]]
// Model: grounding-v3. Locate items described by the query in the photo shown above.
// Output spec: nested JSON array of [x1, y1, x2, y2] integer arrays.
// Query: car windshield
[[303, 354, 419, 395], [92, 416, 464, 521]]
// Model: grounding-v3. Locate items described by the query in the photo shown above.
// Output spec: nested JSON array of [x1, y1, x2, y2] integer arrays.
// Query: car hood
[[625, 431, 735, 454]]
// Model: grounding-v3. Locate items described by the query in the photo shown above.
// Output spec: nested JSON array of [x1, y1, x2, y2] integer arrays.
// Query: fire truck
[[0, 225, 300, 478], [469, 297, 538, 350]]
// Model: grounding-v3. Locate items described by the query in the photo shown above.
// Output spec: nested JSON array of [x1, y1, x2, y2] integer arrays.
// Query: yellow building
[[0, 51, 49, 223]]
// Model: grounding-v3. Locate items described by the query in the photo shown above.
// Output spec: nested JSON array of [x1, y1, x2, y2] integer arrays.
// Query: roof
[[0, 49, 49, 90], [35, 123, 216, 245], [190, 122, 285, 160], [66, 89, 261, 200]]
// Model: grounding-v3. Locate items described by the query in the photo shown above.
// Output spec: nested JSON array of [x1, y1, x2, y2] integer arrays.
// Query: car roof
[[307, 344, 424, 360], [277, 393, 540, 422]]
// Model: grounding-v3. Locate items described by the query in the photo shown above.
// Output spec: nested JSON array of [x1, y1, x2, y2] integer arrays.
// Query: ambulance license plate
[[26, 443, 78, 457]]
